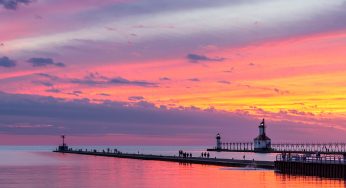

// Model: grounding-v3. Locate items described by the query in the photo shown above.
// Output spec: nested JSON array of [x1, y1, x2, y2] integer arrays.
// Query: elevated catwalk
[[209, 119, 346, 155], [207, 142, 346, 155]]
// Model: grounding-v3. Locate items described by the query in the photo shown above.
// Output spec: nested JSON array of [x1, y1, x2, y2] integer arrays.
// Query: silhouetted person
[[207, 153, 210, 158]]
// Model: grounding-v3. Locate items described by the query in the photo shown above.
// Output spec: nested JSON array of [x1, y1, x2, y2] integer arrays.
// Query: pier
[[275, 153, 346, 179], [53, 149, 274, 169], [53, 134, 346, 179], [53, 147, 346, 179]]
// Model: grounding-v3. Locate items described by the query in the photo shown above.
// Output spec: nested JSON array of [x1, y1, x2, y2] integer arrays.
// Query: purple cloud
[[187, 53, 225, 63], [27, 58, 65, 67], [0, 92, 344, 143], [0, 0, 31, 10], [97, 93, 111, 97], [45, 88, 61, 93], [0, 56, 16, 67], [128, 96, 145, 101], [35, 72, 158, 88], [71, 73, 158, 87]]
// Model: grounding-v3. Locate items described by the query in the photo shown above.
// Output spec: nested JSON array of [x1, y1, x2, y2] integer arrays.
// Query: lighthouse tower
[[254, 119, 271, 152], [58, 135, 69, 151], [216, 133, 222, 150]]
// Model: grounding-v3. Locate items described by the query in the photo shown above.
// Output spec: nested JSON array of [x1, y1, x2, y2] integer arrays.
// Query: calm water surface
[[0, 146, 345, 188]]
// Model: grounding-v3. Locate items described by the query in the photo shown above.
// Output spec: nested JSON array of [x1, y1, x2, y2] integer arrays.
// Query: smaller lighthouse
[[216, 133, 222, 150], [58, 135, 69, 151]]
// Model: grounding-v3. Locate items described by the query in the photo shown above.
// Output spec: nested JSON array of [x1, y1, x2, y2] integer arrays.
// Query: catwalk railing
[[209, 142, 346, 154], [275, 153, 346, 179], [276, 153, 345, 164], [272, 143, 346, 153]]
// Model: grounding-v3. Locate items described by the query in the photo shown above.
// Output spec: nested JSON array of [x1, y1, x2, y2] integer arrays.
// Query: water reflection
[[275, 174, 346, 188], [0, 147, 345, 188]]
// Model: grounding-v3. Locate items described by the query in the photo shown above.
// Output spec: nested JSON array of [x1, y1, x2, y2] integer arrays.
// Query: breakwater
[[53, 149, 274, 169]]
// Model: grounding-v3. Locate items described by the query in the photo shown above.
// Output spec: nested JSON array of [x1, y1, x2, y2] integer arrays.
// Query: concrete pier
[[53, 150, 274, 169]]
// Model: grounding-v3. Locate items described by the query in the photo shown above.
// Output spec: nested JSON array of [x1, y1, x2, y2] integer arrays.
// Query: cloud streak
[[27, 58, 65, 67], [187, 78, 200, 82], [35, 72, 158, 88], [70, 73, 158, 87], [187, 53, 225, 63], [218, 80, 231, 85], [128, 96, 145, 101]]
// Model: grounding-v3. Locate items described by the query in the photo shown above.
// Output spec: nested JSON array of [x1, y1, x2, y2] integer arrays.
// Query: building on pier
[[254, 119, 271, 152]]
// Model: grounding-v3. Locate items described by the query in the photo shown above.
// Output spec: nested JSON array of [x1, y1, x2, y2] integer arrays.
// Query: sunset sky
[[0, 0, 346, 145]]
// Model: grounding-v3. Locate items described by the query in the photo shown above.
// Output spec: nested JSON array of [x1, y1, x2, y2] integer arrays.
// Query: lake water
[[0, 146, 345, 188]]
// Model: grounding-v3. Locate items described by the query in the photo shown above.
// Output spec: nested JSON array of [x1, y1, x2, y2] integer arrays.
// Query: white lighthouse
[[216, 133, 222, 150], [254, 119, 271, 152]]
